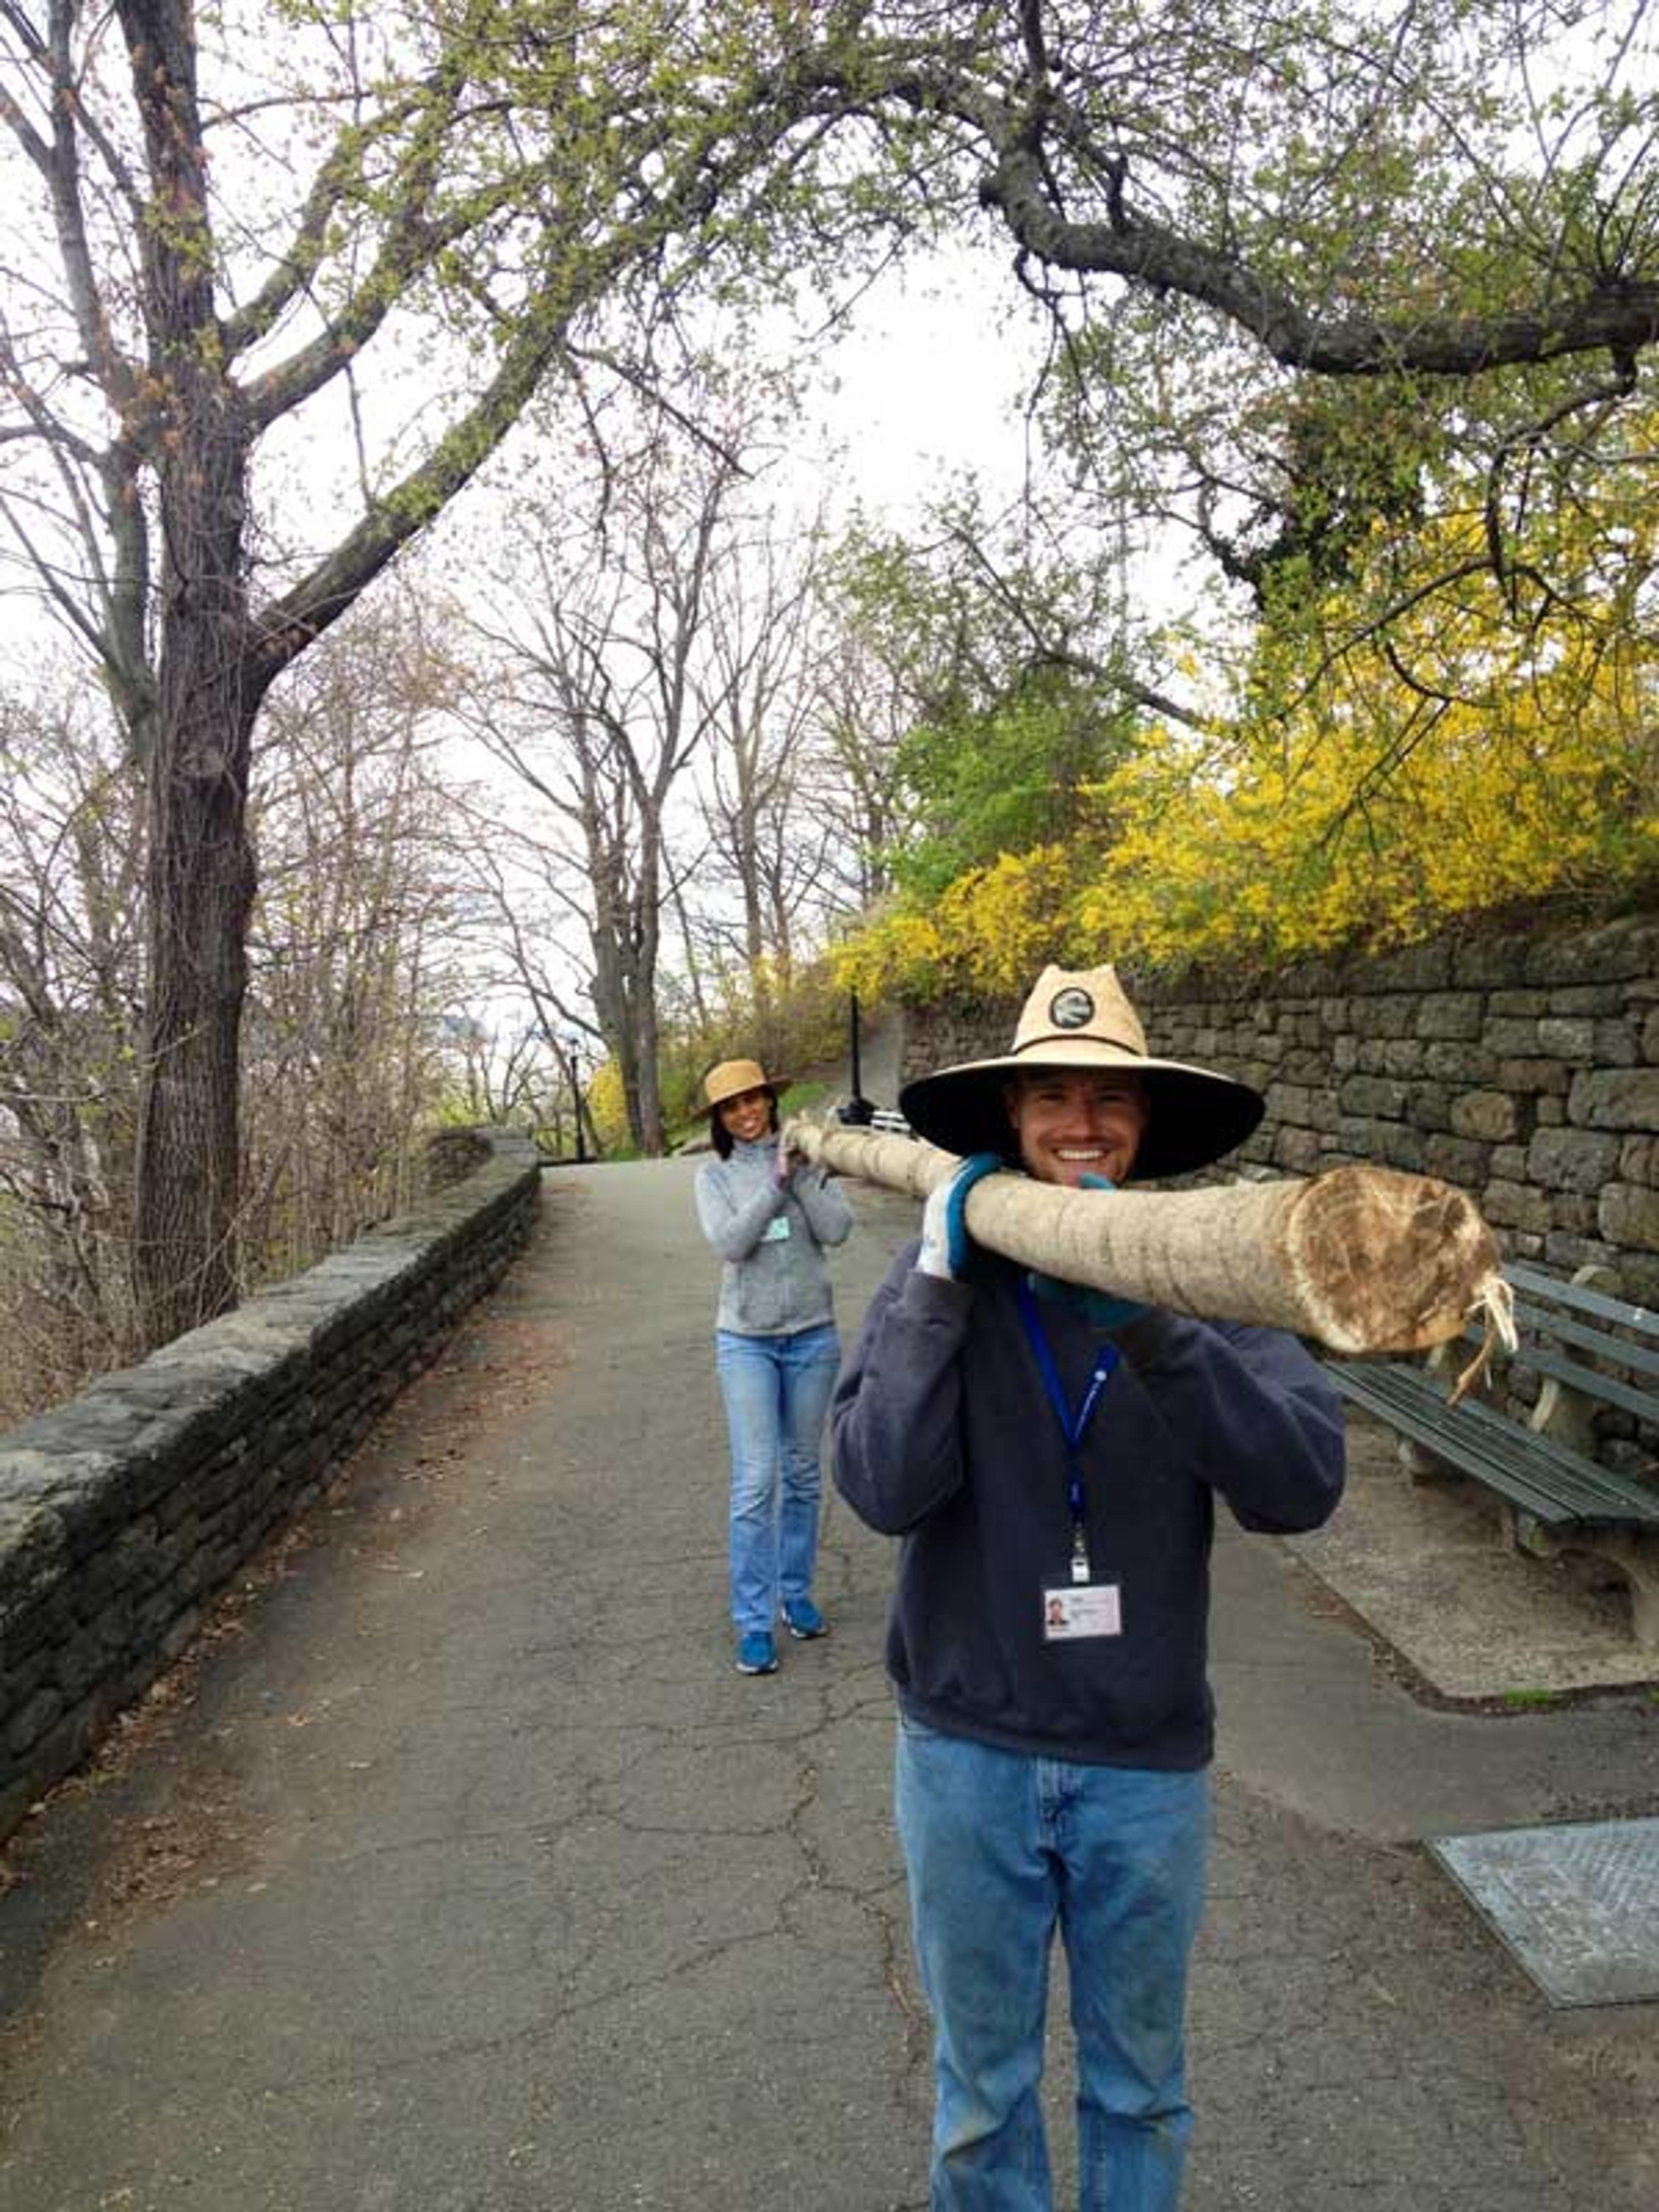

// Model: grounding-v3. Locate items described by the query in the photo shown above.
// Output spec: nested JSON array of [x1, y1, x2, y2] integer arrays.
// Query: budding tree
[[0, 0, 873, 1344]]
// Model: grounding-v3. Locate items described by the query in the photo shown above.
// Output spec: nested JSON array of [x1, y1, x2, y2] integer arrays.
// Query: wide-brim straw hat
[[899, 964, 1264, 1181], [704, 1057, 790, 1109]]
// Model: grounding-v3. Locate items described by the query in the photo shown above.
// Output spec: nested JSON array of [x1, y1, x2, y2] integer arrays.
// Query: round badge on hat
[[1049, 987, 1095, 1030]]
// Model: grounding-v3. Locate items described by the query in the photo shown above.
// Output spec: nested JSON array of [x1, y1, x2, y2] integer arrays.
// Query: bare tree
[[0, 684, 143, 1405], [463, 411, 746, 1154], [0, 1, 865, 1343], [693, 509, 844, 1007], [242, 595, 476, 1278], [456, 830, 604, 1160], [804, 634, 912, 913]]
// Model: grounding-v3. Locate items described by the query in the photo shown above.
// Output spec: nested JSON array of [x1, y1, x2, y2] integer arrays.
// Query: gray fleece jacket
[[695, 1137, 853, 1335]]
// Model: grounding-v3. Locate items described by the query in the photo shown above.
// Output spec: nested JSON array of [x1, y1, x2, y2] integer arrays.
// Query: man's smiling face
[[1004, 1068, 1149, 1189]]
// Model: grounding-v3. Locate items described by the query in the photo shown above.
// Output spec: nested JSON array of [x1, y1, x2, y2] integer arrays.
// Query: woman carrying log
[[696, 1057, 852, 1677], [831, 963, 1345, 2212]]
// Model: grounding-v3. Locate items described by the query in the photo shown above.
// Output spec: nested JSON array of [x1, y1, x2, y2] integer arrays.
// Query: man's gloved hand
[[1026, 1172, 1149, 1329], [917, 1152, 1004, 1281]]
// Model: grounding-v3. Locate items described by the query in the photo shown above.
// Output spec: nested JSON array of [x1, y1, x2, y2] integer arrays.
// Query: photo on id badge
[[1043, 1583, 1122, 1640]]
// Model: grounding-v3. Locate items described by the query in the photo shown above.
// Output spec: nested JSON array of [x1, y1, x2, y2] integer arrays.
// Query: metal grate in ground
[[1429, 1816, 1659, 2007]]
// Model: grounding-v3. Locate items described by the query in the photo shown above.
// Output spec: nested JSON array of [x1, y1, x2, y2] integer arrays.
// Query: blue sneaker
[[735, 1630, 779, 1675], [782, 1597, 827, 1640]]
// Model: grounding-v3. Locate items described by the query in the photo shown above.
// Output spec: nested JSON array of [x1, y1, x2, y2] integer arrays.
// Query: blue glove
[[1026, 1172, 1149, 1329], [918, 1153, 1004, 1281]]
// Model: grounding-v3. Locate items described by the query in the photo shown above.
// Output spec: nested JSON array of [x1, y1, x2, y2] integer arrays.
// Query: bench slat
[[1331, 1373, 1648, 1528], [1502, 1300, 1659, 1389], [1446, 1393, 1659, 1516], [1380, 1274, 1659, 1380], [1493, 1310, 1659, 1413], [1496, 1338, 1659, 1426], [1422, 1268, 1659, 1417], [1330, 1370, 1589, 1525], [1328, 1361, 1659, 1529], [1504, 1260, 1659, 1338]]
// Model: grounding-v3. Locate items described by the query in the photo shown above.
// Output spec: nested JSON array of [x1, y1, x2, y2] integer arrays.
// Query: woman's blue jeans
[[895, 1719, 1210, 2212], [715, 1324, 840, 1633]]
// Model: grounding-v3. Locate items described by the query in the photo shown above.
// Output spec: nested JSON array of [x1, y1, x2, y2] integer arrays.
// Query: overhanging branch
[[978, 138, 1659, 377]]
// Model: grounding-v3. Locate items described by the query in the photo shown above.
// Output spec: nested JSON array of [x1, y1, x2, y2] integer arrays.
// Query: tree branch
[[977, 133, 1659, 377]]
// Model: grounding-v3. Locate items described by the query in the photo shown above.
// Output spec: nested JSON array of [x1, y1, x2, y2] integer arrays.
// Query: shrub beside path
[[0, 1160, 1655, 2211]]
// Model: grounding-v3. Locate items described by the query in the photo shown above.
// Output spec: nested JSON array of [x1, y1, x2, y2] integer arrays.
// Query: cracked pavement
[[0, 1159, 1655, 2211]]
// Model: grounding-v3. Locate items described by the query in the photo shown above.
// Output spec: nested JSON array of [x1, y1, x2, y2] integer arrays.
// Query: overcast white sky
[[803, 260, 1050, 524]]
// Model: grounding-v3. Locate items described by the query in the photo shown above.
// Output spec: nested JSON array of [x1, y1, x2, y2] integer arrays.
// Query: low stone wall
[[0, 1130, 541, 1844], [900, 911, 1659, 1307]]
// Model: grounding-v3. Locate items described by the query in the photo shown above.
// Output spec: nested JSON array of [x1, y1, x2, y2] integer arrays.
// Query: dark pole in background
[[562, 1033, 588, 1163], [840, 990, 874, 1125]]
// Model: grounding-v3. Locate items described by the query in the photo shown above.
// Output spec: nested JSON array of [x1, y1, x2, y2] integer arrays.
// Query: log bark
[[790, 1122, 1504, 1359]]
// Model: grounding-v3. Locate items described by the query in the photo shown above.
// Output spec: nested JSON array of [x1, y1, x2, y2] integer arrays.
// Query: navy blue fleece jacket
[[832, 1243, 1345, 1769]]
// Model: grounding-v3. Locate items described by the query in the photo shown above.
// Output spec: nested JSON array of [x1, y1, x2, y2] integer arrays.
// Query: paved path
[[1, 1162, 1656, 2211]]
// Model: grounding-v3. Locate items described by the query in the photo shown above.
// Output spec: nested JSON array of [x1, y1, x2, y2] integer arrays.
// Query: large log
[[790, 1119, 1510, 1364]]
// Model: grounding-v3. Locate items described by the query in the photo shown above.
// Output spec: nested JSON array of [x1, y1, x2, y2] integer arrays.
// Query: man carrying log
[[831, 963, 1346, 2212]]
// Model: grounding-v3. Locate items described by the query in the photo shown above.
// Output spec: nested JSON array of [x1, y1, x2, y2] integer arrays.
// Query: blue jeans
[[895, 1719, 1210, 2212], [715, 1324, 840, 1633]]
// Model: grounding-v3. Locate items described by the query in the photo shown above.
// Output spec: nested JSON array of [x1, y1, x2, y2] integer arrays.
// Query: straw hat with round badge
[[898, 963, 1264, 1182], [704, 1057, 789, 1109]]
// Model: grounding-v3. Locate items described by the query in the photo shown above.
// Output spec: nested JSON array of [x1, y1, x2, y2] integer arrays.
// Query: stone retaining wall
[[0, 1130, 541, 1843], [900, 911, 1659, 1309]]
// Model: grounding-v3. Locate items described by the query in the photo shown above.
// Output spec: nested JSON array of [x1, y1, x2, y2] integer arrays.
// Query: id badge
[[762, 1215, 791, 1242], [1042, 1585, 1122, 1641]]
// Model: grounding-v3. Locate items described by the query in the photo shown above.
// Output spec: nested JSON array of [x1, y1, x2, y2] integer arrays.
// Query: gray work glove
[[918, 1153, 1004, 1280]]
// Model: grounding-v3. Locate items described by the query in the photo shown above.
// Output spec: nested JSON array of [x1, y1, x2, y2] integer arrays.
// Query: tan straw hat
[[704, 1057, 790, 1109], [898, 963, 1263, 1180]]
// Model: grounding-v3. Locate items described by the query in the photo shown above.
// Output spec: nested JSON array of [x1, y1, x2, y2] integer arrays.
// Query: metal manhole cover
[[1429, 1817, 1659, 2007]]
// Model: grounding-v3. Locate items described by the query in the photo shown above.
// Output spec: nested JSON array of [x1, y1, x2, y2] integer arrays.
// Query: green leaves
[[891, 669, 1133, 899]]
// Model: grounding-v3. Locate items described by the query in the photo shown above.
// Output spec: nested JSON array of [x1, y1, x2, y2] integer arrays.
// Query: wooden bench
[[1324, 1261, 1659, 1649]]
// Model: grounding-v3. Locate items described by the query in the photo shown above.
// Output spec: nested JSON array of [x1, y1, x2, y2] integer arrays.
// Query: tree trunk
[[633, 821, 666, 1155], [122, 0, 261, 1348], [636, 992, 666, 1156], [790, 1124, 1503, 1360], [130, 626, 259, 1344]]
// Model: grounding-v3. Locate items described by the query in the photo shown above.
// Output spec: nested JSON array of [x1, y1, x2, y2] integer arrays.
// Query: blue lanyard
[[1016, 1276, 1119, 1581]]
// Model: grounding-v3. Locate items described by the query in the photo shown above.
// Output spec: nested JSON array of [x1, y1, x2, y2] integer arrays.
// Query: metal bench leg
[[1529, 1262, 1622, 1460], [1399, 1437, 1458, 1486], [1601, 1534, 1659, 1652], [1511, 1522, 1659, 1651], [1400, 1341, 1465, 1486]]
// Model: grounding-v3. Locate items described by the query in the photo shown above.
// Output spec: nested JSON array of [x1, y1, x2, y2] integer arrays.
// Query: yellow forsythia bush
[[835, 500, 1659, 997], [835, 843, 1107, 1002], [585, 1057, 631, 1152]]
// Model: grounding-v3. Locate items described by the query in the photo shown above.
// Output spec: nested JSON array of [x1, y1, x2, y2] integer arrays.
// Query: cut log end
[[1277, 1164, 1502, 1356]]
